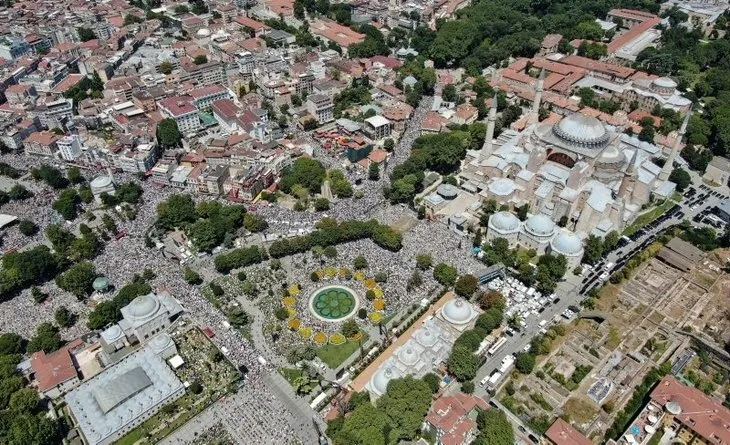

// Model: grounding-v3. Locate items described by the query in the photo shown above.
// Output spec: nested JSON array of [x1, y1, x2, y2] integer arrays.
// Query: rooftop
[[545, 418, 592, 445], [30, 338, 83, 393]]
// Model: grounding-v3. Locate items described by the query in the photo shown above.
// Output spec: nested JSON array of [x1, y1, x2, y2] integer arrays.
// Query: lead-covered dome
[[553, 113, 610, 148], [442, 298, 474, 325], [488, 178, 516, 196], [550, 231, 584, 256], [415, 327, 438, 347], [398, 347, 420, 367], [489, 211, 520, 233], [371, 366, 398, 395], [126, 294, 160, 320], [524, 214, 556, 237]]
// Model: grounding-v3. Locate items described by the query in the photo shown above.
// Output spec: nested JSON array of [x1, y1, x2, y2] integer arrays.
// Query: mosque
[[459, 75, 687, 237], [366, 296, 480, 398]]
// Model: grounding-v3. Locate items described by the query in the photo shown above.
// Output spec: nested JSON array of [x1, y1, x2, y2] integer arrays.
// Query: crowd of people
[[0, 94, 479, 444]]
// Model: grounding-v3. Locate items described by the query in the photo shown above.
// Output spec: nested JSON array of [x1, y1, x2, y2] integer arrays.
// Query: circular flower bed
[[324, 267, 337, 278], [286, 307, 296, 318], [299, 327, 313, 339], [313, 331, 328, 345], [348, 332, 363, 342], [329, 333, 346, 345], [288, 284, 300, 296], [373, 287, 384, 299], [363, 279, 377, 289], [338, 267, 350, 278], [282, 296, 296, 307], [369, 312, 383, 324], [354, 272, 366, 281], [287, 319, 301, 330], [373, 299, 386, 311]]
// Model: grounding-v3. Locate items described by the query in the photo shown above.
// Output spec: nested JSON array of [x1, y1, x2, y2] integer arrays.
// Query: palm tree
[[507, 314, 522, 330], [293, 374, 318, 395]]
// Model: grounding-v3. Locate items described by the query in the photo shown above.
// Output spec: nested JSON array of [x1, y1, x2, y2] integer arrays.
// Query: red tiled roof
[[607, 16, 661, 53], [559, 55, 635, 79], [189, 84, 226, 99], [211, 99, 239, 120], [234, 15, 268, 30], [545, 418, 592, 445], [159, 96, 196, 117], [650, 376, 730, 444], [30, 338, 83, 393], [26, 131, 60, 146]]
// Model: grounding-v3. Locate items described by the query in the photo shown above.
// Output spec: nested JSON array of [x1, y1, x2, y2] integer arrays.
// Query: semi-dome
[[489, 211, 520, 233], [488, 178, 516, 196], [550, 231, 584, 256], [126, 294, 160, 320], [552, 113, 610, 148], [371, 366, 398, 395], [524, 214, 556, 237], [442, 298, 474, 325]]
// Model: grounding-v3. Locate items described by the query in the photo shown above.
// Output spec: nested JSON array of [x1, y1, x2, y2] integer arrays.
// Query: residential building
[[158, 96, 201, 134], [423, 393, 489, 445], [24, 130, 60, 157], [189, 84, 229, 110], [702, 156, 730, 186], [0, 36, 32, 60], [306, 94, 334, 123], [363, 115, 392, 140], [57, 134, 83, 161]]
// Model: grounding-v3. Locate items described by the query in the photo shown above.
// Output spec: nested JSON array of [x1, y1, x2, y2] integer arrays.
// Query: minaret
[[659, 110, 691, 181], [529, 69, 545, 126], [479, 93, 499, 162], [627, 145, 641, 176]]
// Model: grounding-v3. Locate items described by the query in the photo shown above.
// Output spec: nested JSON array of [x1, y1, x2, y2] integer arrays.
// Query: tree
[[447, 345, 480, 381], [77, 27, 96, 41], [275, 307, 289, 320], [323, 245, 338, 259], [455, 274, 478, 297], [477, 290, 505, 310], [462, 381, 475, 393], [183, 266, 201, 284], [603, 231, 620, 255], [514, 352, 536, 374], [423, 373, 441, 393], [55, 262, 96, 299], [243, 213, 269, 233], [53, 189, 81, 221], [669, 167, 691, 191], [54, 306, 74, 327], [227, 308, 250, 327], [193, 55, 208, 65], [314, 197, 330, 211], [476, 308, 503, 332], [474, 409, 514, 445], [443, 84, 458, 102], [336, 402, 389, 445], [582, 235, 603, 265], [341, 319, 359, 338], [8, 184, 31, 200], [159, 61, 173, 75], [383, 138, 394, 151], [0, 333, 25, 355], [156, 118, 182, 148], [433, 263, 457, 286], [18, 220, 39, 236], [376, 376, 433, 441], [639, 124, 655, 142], [368, 162, 380, 180], [157, 194, 197, 230], [280, 158, 326, 194], [189, 380, 203, 394], [353, 255, 368, 270], [416, 253, 432, 270], [26, 323, 62, 354], [67, 166, 84, 184], [9, 387, 40, 413], [115, 181, 143, 204]]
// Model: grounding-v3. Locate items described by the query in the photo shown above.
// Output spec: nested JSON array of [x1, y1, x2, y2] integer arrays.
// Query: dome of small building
[[101, 324, 123, 343], [90, 176, 113, 189], [653, 77, 677, 89], [524, 214, 556, 237], [665, 401, 682, 415], [371, 366, 397, 395], [489, 211, 520, 233], [126, 294, 160, 320], [488, 178, 516, 196], [550, 231, 584, 256], [415, 327, 438, 347], [149, 333, 173, 353], [92, 276, 110, 292], [553, 113, 610, 148], [437, 183, 459, 199], [442, 298, 474, 325], [196, 28, 211, 37], [398, 347, 420, 367]]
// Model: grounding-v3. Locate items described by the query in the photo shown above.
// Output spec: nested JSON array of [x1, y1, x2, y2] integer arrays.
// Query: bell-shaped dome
[[442, 298, 474, 325], [126, 294, 160, 319], [489, 211, 520, 233], [524, 214, 556, 237], [550, 231, 584, 256], [553, 113, 610, 148]]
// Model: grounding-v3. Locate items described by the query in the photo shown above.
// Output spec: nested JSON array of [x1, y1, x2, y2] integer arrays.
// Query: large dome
[[371, 366, 398, 395], [397, 346, 420, 367], [442, 298, 474, 325], [550, 231, 584, 256], [524, 214, 556, 237], [415, 327, 438, 347], [489, 211, 520, 233], [126, 294, 160, 320], [553, 113, 610, 148]]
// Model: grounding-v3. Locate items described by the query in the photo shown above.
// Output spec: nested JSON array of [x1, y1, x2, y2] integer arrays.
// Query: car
[[553, 297, 561, 304]]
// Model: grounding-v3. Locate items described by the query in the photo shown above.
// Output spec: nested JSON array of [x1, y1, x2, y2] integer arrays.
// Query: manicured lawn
[[281, 367, 306, 386], [317, 331, 369, 369]]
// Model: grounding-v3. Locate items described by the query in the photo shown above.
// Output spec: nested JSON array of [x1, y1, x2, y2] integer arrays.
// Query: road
[[473, 174, 729, 404]]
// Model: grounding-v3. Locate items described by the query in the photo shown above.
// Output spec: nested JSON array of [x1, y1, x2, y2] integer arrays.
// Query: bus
[[487, 371, 503, 391], [487, 337, 507, 356]]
